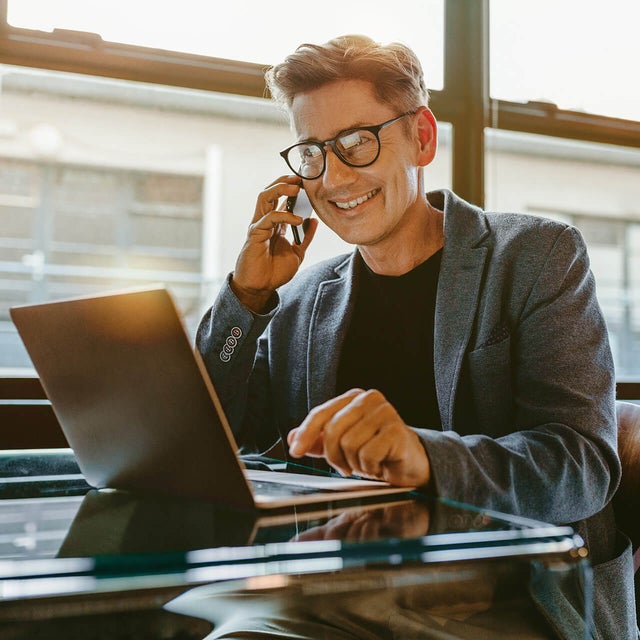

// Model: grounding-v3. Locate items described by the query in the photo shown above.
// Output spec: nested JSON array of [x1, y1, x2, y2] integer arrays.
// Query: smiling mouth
[[333, 188, 380, 210]]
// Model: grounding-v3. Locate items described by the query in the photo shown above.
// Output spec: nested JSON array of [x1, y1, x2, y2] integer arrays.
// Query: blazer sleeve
[[195, 274, 280, 453], [417, 225, 619, 524]]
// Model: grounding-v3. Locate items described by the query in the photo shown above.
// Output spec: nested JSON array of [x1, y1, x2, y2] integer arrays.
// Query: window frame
[[2, 0, 639, 208]]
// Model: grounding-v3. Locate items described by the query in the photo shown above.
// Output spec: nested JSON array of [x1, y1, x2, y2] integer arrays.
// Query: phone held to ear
[[285, 189, 314, 245]]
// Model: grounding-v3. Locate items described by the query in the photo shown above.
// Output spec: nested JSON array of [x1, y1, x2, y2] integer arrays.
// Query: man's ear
[[415, 107, 438, 166]]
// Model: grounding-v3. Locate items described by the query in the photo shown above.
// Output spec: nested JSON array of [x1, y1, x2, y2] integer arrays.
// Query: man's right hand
[[230, 175, 318, 313]]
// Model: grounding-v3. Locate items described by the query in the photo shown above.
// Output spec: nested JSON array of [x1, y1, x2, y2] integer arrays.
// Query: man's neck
[[358, 203, 444, 276]]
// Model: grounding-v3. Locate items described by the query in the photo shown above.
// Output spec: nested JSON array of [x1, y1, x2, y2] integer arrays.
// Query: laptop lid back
[[10, 288, 255, 508]]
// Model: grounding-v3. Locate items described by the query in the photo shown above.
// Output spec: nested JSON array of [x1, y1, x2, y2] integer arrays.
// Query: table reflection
[[50, 488, 530, 560], [291, 501, 431, 543], [1, 481, 590, 640]]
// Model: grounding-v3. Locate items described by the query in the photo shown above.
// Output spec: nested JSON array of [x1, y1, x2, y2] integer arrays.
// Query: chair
[[0, 375, 68, 449], [614, 400, 640, 573]]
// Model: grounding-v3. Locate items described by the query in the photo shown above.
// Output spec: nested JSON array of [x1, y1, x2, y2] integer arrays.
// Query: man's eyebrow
[[297, 121, 373, 143]]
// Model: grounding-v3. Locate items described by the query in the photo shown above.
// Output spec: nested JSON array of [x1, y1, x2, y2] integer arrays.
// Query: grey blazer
[[197, 189, 637, 637]]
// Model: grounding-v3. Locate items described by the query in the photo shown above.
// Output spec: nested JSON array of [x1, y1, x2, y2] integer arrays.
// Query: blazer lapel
[[433, 191, 489, 430], [306, 253, 357, 411]]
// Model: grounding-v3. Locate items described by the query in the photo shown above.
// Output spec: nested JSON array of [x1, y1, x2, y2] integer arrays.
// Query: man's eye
[[339, 131, 366, 150], [302, 145, 322, 159]]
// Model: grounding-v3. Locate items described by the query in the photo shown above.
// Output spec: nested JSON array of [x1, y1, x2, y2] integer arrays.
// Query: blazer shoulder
[[483, 211, 581, 251], [437, 189, 574, 251], [485, 210, 569, 233]]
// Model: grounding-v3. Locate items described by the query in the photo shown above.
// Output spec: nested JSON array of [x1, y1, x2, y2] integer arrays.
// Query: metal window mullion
[[443, 0, 490, 208]]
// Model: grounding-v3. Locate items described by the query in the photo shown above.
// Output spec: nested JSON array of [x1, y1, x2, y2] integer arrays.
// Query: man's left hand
[[287, 388, 431, 487]]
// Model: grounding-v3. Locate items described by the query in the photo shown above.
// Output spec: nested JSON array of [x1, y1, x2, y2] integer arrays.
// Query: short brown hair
[[265, 34, 429, 114]]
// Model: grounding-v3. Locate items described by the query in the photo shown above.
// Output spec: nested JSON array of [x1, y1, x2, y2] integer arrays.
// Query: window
[[485, 129, 640, 378], [490, 0, 640, 121], [0, 61, 452, 370]]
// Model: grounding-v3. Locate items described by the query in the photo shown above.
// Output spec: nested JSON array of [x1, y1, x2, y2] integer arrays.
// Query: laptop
[[10, 287, 412, 509]]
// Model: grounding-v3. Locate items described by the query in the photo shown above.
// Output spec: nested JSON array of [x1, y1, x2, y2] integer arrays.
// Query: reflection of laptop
[[56, 489, 416, 558], [10, 287, 411, 509]]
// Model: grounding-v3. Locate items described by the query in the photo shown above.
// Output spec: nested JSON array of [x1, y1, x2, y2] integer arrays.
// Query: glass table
[[0, 450, 592, 639]]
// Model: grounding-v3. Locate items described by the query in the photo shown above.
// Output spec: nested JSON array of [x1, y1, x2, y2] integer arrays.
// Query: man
[[197, 35, 636, 636]]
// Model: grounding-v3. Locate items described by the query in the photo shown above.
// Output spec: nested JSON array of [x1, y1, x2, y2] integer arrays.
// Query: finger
[[292, 527, 326, 542], [357, 515, 382, 541], [356, 427, 399, 480], [287, 426, 325, 457], [293, 512, 356, 542], [253, 178, 301, 223], [319, 513, 360, 540], [248, 210, 306, 240], [288, 389, 363, 458], [263, 174, 301, 190], [322, 389, 390, 476], [322, 403, 377, 476], [283, 217, 319, 266], [337, 402, 391, 477], [354, 404, 404, 479], [297, 217, 319, 252]]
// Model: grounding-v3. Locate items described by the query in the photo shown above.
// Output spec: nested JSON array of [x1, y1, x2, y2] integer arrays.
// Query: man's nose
[[322, 146, 358, 189]]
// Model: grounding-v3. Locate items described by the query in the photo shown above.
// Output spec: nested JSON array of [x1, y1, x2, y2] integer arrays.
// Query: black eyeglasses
[[280, 111, 416, 180]]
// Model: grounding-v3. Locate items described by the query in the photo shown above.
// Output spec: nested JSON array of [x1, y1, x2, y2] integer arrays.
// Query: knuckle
[[340, 429, 359, 451], [325, 445, 344, 469], [361, 460, 380, 478], [324, 418, 341, 440], [307, 404, 324, 420], [362, 388, 385, 404]]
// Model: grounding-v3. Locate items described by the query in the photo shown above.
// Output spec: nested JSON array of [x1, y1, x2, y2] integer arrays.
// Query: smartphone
[[285, 189, 314, 245]]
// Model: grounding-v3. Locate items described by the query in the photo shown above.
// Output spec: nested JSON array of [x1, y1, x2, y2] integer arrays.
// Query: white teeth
[[335, 189, 377, 210]]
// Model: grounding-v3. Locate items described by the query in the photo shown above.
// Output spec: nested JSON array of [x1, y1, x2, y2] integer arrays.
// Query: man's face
[[290, 79, 430, 249]]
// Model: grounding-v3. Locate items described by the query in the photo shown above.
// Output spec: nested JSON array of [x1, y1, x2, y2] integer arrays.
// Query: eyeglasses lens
[[287, 129, 381, 179], [337, 130, 378, 164], [290, 144, 324, 179]]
